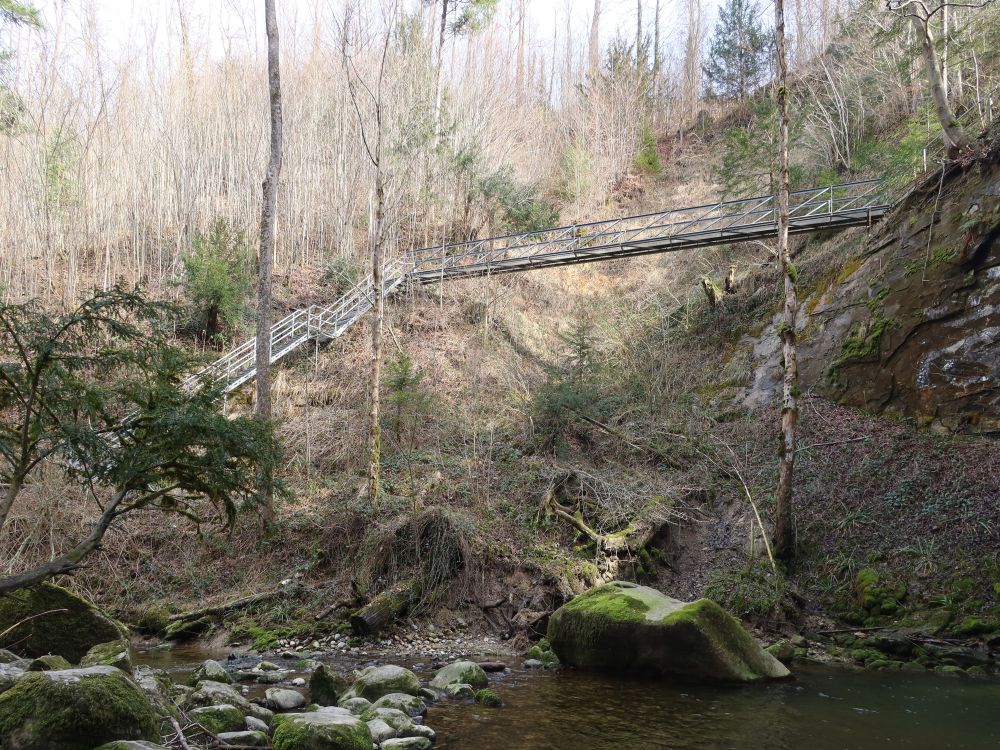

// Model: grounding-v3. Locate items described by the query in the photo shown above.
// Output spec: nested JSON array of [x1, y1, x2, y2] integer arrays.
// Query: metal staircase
[[193, 180, 890, 394]]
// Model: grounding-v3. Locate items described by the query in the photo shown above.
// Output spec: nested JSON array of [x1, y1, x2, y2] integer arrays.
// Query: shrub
[[182, 217, 250, 346]]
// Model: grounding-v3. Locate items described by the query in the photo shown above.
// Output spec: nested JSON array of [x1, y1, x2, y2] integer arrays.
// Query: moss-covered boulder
[[309, 663, 347, 706], [337, 696, 371, 715], [188, 659, 232, 686], [133, 665, 180, 721], [0, 583, 128, 663], [81, 640, 132, 672], [474, 688, 502, 707], [342, 665, 420, 702], [188, 703, 246, 734], [26, 654, 72, 671], [0, 665, 159, 750], [429, 660, 488, 690], [371, 692, 426, 718], [184, 679, 253, 713], [547, 581, 791, 682], [443, 683, 474, 700], [855, 569, 907, 619], [272, 707, 372, 750]]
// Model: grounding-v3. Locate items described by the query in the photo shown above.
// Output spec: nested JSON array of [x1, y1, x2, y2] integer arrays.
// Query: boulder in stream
[[310, 663, 348, 706], [547, 581, 791, 682], [371, 692, 426, 718], [342, 665, 421, 701], [188, 658, 232, 685], [188, 703, 246, 734], [266, 687, 307, 711], [271, 707, 372, 750], [0, 583, 128, 663], [429, 660, 488, 690], [81, 640, 133, 672], [0, 665, 159, 750]]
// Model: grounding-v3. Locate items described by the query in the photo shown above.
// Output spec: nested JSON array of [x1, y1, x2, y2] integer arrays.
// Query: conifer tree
[[703, 0, 773, 99]]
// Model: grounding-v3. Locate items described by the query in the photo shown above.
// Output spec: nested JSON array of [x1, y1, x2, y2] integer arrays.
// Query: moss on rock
[[81, 640, 133, 672], [272, 708, 372, 750], [309, 663, 348, 706], [342, 665, 420, 702], [0, 665, 158, 750], [547, 581, 790, 682], [429, 660, 488, 690], [0, 583, 128, 663], [188, 703, 246, 734], [474, 689, 502, 707]]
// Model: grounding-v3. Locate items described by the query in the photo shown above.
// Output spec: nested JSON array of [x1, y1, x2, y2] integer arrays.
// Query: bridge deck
[[188, 180, 890, 394]]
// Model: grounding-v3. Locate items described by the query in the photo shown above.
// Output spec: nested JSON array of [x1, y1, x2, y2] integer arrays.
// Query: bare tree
[[255, 0, 283, 518], [886, 1, 991, 155], [589, 0, 601, 74], [773, 0, 797, 559], [343, 20, 393, 508]]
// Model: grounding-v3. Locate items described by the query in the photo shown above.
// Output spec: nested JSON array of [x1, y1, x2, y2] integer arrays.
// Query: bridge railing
[[185, 255, 413, 393], [405, 180, 887, 275]]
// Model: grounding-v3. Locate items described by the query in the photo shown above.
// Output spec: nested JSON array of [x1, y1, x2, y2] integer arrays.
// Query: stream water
[[137, 645, 1000, 749]]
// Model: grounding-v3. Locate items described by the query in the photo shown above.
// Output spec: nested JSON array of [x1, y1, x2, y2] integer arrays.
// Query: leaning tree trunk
[[773, 0, 797, 560], [913, 14, 970, 156]]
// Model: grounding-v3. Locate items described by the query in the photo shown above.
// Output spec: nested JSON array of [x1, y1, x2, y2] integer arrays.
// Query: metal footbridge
[[191, 179, 890, 394]]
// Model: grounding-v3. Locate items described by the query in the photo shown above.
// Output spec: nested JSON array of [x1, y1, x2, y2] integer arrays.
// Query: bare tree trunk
[[636, 0, 643, 72], [516, 0, 526, 93], [653, 0, 661, 98], [911, 12, 970, 154], [256, 0, 282, 519], [773, 0, 797, 560], [433, 0, 449, 144], [368, 179, 386, 507], [589, 0, 601, 74]]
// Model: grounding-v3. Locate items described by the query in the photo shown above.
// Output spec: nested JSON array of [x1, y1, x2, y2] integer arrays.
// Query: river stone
[[343, 665, 421, 701], [188, 703, 246, 734], [246, 702, 275, 725], [81, 639, 132, 672], [381, 738, 432, 750], [256, 669, 290, 684], [547, 581, 791, 682], [217, 730, 270, 747], [338, 695, 372, 715], [27, 653, 72, 671], [0, 665, 159, 750], [267, 686, 308, 711], [0, 664, 24, 695], [372, 692, 427, 718], [133, 665, 180, 720], [258, 660, 282, 671], [310, 663, 348, 706], [429, 660, 488, 689], [359, 706, 415, 734], [0, 583, 129, 663], [271, 707, 372, 750], [185, 679, 253, 713], [246, 715, 271, 733], [444, 682, 475, 700], [367, 717, 397, 744], [0, 650, 20, 665], [189, 658, 232, 685], [409, 724, 435, 740]]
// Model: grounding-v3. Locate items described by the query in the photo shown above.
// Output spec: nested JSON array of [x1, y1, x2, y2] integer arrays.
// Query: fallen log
[[167, 588, 290, 622], [349, 580, 418, 636]]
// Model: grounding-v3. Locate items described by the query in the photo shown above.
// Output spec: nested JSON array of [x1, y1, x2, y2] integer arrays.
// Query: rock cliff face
[[743, 137, 1000, 433]]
